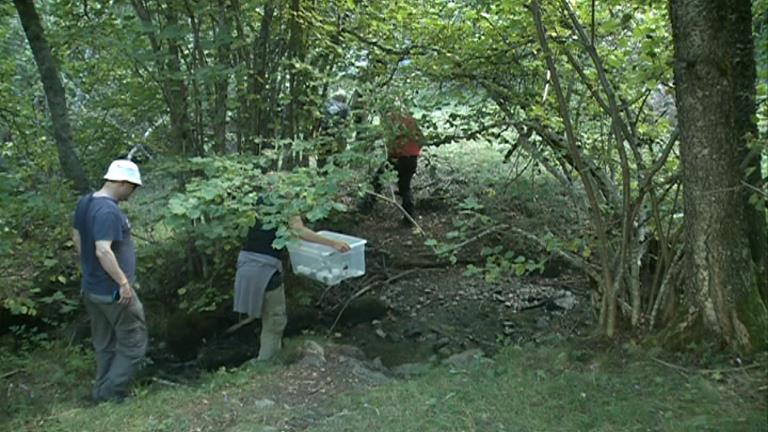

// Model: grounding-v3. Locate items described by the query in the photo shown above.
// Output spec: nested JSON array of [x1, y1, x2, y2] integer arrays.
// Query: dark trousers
[[372, 156, 418, 216]]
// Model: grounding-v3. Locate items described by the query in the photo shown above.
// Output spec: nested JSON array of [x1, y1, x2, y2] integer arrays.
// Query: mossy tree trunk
[[731, 0, 768, 303], [668, 0, 768, 353]]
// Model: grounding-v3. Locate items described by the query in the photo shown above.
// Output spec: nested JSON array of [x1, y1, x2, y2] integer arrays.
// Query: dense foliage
[[0, 0, 765, 348]]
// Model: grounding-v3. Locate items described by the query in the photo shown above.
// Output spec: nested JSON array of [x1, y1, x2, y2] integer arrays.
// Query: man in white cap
[[72, 159, 148, 403]]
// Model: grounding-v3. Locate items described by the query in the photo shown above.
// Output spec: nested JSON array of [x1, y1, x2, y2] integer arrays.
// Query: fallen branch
[[652, 357, 764, 375], [151, 376, 188, 388], [696, 363, 765, 374], [225, 316, 258, 334], [365, 191, 427, 237], [436, 224, 509, 256], [651, 357, 691, 375], [507, 226, 601, 281], [328, 269, 422, 333], [317, 273, 387, 306], [0, 369, 24, 380]]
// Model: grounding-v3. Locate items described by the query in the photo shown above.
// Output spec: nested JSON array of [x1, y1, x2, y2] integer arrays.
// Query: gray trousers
[[257, 285, 287, 361], [83, 292, 148, 401]]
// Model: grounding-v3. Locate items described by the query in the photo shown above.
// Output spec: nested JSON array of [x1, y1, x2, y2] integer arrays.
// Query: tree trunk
[[213, 0, 232, 154], [185, 0, 206, 155], [14, 0, 89, 193], [286, 0, 305, 140], [531, 1, 617, 336], [131, 0, 193, 155], [669, 0, 768, 352], [731, 0, 767, 302]]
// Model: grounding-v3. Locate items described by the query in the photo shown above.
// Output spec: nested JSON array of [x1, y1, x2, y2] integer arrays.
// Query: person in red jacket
[[360, 109, 425, 223]]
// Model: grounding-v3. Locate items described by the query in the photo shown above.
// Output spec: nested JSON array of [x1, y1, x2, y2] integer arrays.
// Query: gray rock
[[298, 340, 326, 367], [253, 399, 276, 409], [392, 362, 432, 377], [441, 349, 489, 369], [350, 360, 392, 385], [371, 357, 386, 371], [432, 337, 450, 352], [553, 292, 577, 310], [338, 297, 388, 326], [404, 323, 423, 338], [333, 344, 366, 360], [535, 317, 549, 329]]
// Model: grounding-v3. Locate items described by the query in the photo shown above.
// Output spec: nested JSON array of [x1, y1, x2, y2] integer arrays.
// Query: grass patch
[[309, 342, 766, 432], [2, 340, 764, 432]]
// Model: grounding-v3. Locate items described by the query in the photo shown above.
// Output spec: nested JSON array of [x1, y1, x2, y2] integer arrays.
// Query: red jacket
[[386, 113, 423, 158]]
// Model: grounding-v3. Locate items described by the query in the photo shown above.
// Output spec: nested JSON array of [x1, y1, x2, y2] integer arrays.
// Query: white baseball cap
[[103, 159, 142, 186]]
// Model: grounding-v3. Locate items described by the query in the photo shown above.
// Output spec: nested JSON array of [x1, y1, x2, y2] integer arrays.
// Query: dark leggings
[[373, 156, 418, 216], [265, 271, 283, 292]]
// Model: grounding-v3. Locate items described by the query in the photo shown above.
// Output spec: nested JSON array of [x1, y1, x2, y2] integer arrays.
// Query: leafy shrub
[[0, 171, 80, 329], [152, 156, 356, 312]]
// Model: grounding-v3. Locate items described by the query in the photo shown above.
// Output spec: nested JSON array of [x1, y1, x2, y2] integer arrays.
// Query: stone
[[536, 317, 549, 329], [441, 349, 489, 369], [392, 362, 432, 377], [552, 292, 577, 310], [351, 361, 392, 385], [338, 297, 388, 326], [253, 399, 276, 409], [298, 340, 326, 367], [333, 344, 366, 360], [432, 337, 450, 352]]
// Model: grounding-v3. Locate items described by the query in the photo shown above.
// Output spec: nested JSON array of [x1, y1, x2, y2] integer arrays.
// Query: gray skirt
[[233, 251, 283, 318]]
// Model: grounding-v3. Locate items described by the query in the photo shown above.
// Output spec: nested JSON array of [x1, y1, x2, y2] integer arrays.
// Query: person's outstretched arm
[[289, 216, 351, 252]]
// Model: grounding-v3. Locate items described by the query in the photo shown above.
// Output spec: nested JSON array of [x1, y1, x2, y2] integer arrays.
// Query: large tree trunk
[[669, 0, 768, 352], [14, 0, 89, 193]]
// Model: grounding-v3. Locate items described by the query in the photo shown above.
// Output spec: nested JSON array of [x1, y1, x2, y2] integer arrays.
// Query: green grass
[[2, 339, 764, 432], [309, 344, 766, 432]]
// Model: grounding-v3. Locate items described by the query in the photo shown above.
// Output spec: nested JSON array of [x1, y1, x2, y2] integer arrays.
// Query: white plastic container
[[287, 231, 366, 285]]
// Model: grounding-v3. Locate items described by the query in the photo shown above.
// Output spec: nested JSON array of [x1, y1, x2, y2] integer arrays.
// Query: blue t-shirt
[[73, 194, 136, 296]]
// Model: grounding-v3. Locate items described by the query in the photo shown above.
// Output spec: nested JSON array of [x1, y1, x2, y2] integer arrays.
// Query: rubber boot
[[256, 285, 287, 361]]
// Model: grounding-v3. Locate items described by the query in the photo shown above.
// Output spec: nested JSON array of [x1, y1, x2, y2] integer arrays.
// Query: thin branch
[[150, 376, 188, 388], [226, 315, 258, 334], [428, 121, 510, 148], [741, 181, 768, 198], [437, 224, 509, 256], [652, 357, 765, 375], [649, 246, 684, 328], [328, 268, 422, 333], [507, 226, 601, 281], [0, 369, 24, 380], [365, 191, 427, 237]]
